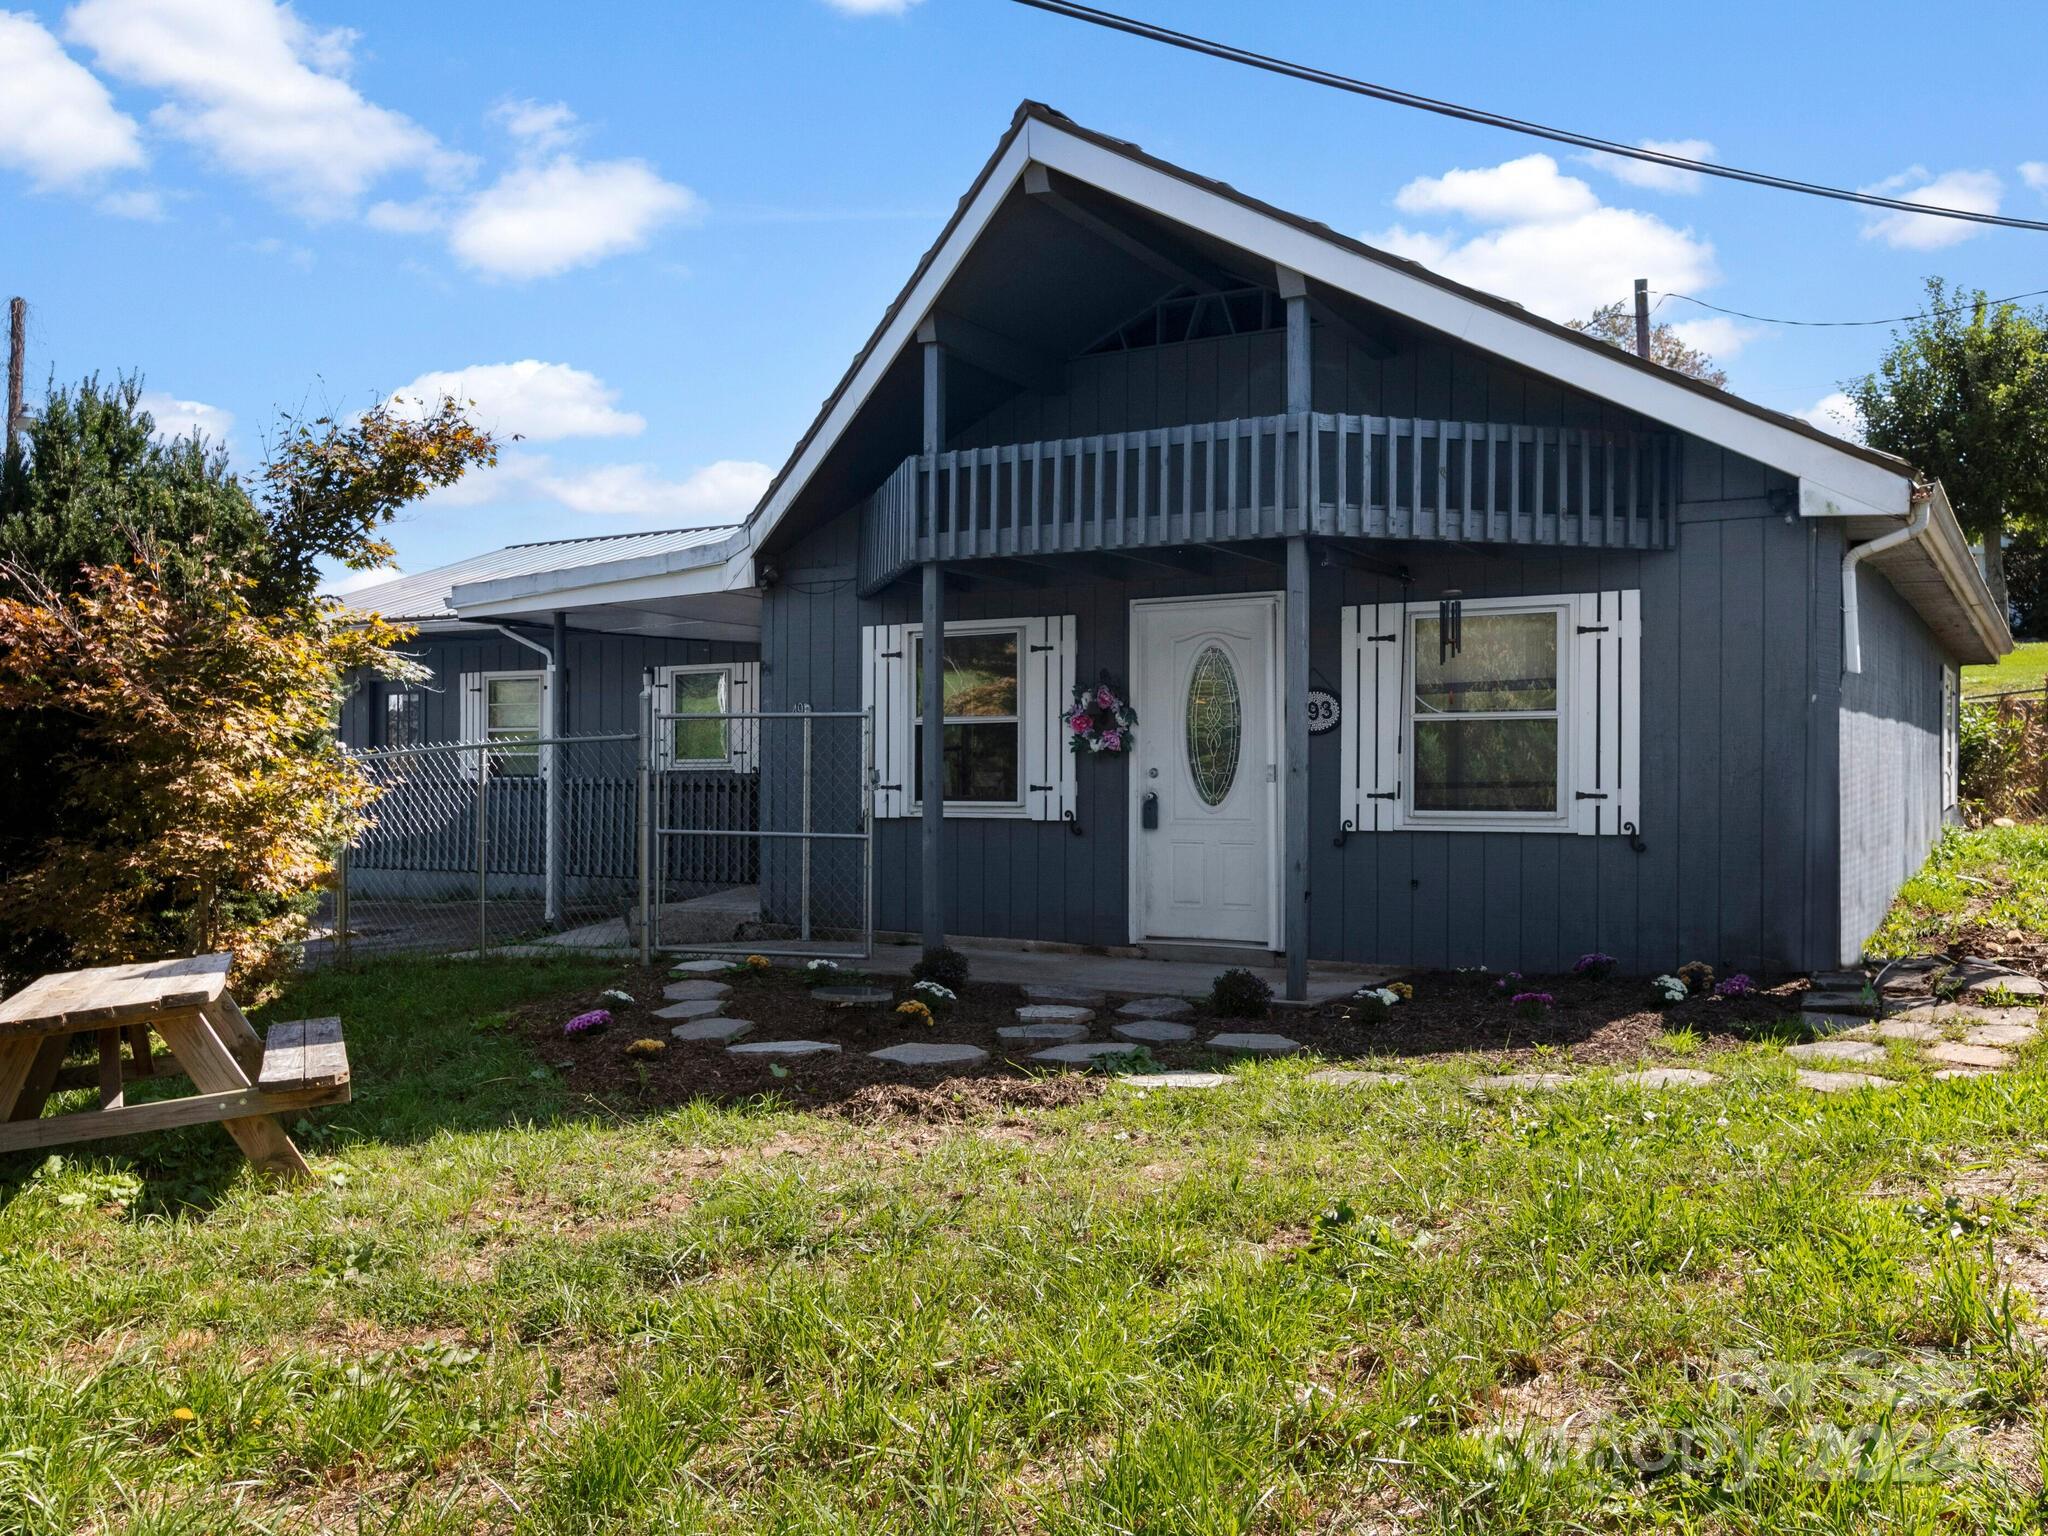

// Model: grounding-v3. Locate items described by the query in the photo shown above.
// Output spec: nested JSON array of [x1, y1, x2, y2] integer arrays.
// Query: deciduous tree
[[1567, 301, 1728, 389]]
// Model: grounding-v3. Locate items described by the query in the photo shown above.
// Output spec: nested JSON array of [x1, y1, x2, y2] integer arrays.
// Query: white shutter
[[1339, 602, 1406, 832], [1568, 590, 1641, 837], [1023, 615, 1078, 823], [729, 661, 761, 774], [458, 671, 484, 780], [1941, 665, 1959, 809], [649, 667, 675, 771], [862, 624, 912, 818]]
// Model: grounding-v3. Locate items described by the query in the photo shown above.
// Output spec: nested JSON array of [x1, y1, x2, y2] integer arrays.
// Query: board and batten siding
[[338, 630, 758, 750], [1838, 560, 1954, 964]]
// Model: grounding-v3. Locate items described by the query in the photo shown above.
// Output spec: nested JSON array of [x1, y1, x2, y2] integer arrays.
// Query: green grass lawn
[[1965, 639, 2048, 698], [4, 931, 2048, 1528]]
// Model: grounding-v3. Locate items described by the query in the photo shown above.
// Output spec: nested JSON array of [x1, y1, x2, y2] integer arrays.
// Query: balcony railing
[[856, 411, 1681, 594]]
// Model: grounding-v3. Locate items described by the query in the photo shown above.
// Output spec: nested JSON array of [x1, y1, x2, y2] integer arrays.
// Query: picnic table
[[0, 954, 350, 1180]]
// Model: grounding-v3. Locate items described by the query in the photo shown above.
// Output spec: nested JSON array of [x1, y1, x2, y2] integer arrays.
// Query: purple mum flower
[[564, 1009, 611, 1035]]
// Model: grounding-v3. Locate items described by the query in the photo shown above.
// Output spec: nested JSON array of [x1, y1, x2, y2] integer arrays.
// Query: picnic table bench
[[0, 954, 350, 1180]]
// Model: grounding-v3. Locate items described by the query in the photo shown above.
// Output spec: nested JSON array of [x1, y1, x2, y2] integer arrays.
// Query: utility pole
[[1632, 278, 1651, 361], [5, 296, 24, 460]]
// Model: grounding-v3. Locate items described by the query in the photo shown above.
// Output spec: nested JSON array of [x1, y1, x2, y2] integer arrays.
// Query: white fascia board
[[1034, 127, 1919, 518], [450, 533, 751, 615], [454, 564, 746, 620]]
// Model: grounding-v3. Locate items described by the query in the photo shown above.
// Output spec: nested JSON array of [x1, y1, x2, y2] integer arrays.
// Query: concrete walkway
[[860, 940, 1373, 1004]]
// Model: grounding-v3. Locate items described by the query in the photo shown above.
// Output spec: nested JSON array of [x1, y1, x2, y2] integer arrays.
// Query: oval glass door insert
[[1185, 644, 1242, 807]]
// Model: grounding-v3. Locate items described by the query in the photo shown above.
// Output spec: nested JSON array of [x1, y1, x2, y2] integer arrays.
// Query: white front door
[[1131, 595, 1281, 945]]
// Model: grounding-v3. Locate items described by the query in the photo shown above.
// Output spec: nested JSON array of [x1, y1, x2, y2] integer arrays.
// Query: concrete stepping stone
[[1306, 1068, 1406, 1087], [1925, 1042, 2013, 1071], [1112, 1019, 1196, 1045], [870, 1041, 988, 1067], [1864, 1018, 1942, 1042], [1889, 1002, 2041, 1030], [671, 958, 733, 976], [1796, 1069, 1893, 1093], [1017, 1004, 1094, 1028], [1030, 1041, 1141, 1066], [1814, 970, 1872, 991], [811, 987, 892, 1007], [1801, 990, 1876, 1016], [1956, 966, 2046, 1001], [1806, 1012, 1874, 1036], [1022, 984, 1107, 1008], [1932, 1067, 1992, 1081], [728, 1039, 841, 1057], [997, 1021, 1090, 1044], [1120, 1071, 1234, 1088], [1471, 1072, 1574, 1094], [1613, 1067, 1718, 1089], [1963, 1021, 2039, 1047], [1786, 1039, 1885, 1065], [653, 999, 724, 1022], [670, 1017, 753, 1043], [663, 979, 733, 1003], [1117, 997, 1194, 1020], [1206, 1032, 1301, 1057]]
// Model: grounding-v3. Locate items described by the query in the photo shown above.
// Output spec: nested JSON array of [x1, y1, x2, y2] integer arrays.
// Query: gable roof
[[331, 526, 735, 624]]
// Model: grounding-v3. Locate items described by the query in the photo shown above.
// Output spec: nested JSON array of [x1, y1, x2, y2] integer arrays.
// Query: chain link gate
[[640, 696, 874, 962]]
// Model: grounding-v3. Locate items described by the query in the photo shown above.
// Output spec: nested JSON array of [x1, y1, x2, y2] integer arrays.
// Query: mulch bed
[[509, 962, 1814, 1119]]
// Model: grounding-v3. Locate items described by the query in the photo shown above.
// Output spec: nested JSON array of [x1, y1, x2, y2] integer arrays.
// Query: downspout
[[484, 623, 562, 924], [1840, 485, 1932, 674]]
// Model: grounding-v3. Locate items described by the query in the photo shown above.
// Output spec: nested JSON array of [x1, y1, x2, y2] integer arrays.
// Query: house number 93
[[1306, 689, 1340, 734]]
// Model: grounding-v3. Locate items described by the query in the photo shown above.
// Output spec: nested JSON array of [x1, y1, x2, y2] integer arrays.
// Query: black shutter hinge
[[1028, 783, 1053, 792], [1574, 791, 1609, 801], [880, 649, 903, 659], [1028, 644, 1054, 653], [1575, 624, 1609, 635], [1368, 632, 1397, 643], [1366, 789, 1400, 801]]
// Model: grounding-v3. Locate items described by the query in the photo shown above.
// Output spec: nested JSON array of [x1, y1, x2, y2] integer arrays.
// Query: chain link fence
[[312, 709, 873, 966], [1962, 688, 2048, 824]]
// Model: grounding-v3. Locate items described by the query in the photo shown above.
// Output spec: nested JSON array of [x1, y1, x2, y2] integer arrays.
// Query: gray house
[[341, 102, 2009, 992]]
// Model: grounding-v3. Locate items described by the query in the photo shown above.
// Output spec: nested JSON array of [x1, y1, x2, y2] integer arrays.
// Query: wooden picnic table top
[[0, 953, 234, 1037]]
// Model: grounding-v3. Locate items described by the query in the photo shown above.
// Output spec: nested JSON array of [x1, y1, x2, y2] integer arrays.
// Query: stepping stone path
[[1031, 1041, 1141, 1066], [1206, 1032, 1301, 1057], [663, 980, 732, 1003], [1805, 1012, 1874, 1036], [1865, 1018, 1943, 1042], [1016, 1004, 1094, 1028], [870, 1042, 988, 1067], [1117, 997, 1194, 1020], [1925, 1042, 2013, 1071], [653, 999, 725, 1022], [1613, 1067, 1719, 1089], [1887, 1002, 2040, 1030], [1785, 1039, 1885, 1065], [1112, 1019, 1196, 1045], [811, 987, 892, 1008], [997, 1021, 1090, 1044], [1022, 984, 1107, 1008], [670, 1017, 753, 1043], [728, 1039, 841, 1057], [1471, 1072, 1574, 1094], [671, 959, 733, 976], [1307, 1069, 1406, 1087], [1964, 1021, 2040, 1047], [1121, 1071, 1234, 1089], [1796, 1069, 1893, 1093], [1801, 990, 1877, 1017]]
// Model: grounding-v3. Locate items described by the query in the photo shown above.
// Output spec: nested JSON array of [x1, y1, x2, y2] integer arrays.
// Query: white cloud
[[322, 564, 397, 596], [1392, 154, 1598, 223], [1860, 167, 2002, 250], [2022, 162, 2048, 194], [429, 451, 770, 523], [363, 197, 442, 234], [1372, 153, 1718, 323], [491, 97, 581, 153], [1666, 316, 1756, 360], [448, 156, 699, 279], [1584, 138, 1715, 195], [65, 0, 462, 216], [0, 10, 143, 189], [138, 389, 233, 445], [98, 186, 165, 219], [1799, 391, 1863, 440], [386, 360, 644, 441], [821, 0, 922, 13]]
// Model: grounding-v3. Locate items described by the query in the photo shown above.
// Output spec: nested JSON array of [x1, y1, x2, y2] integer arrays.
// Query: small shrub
[[894, 999, 934, 1028], [1351, 993, 1392, 1026], [1091, 1045, 1158, 1075], [912, 946, 972, 992], [563, 1009, 610, 1036], [1650, 974, 1689, 1005], [1713, 972, 1756, 999], [1493, 970, 1525, 993], [1210, 967, 1272, 1019], [1675, 960, 1715, 996], [1572, 952, 1617, 981], [801, 959, 841, 988], [910, 979, 957, 1014], [731, 954, 772, 977], [1510, 991, 1553, 1021], [624, 1037, 666, 1059]]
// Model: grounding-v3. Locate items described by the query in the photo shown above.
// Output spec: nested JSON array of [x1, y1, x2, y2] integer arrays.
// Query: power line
[[1009, 0, 2048, 235], [1655, 287, 2048, 328]]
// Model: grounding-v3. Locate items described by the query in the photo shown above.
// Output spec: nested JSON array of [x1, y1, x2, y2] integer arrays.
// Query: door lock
[[1141, 791, 1159, 830]]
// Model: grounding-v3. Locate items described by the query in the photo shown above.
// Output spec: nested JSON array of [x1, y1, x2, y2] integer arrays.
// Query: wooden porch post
[[920, 335, 947, 956], [1282, 271, 1311, 1000]]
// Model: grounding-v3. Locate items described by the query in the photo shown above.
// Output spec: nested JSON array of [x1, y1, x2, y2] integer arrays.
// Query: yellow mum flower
[[894, 1000, 933, 1027]]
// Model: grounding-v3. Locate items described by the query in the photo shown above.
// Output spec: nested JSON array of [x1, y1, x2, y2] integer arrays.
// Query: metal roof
[[331, 526, 736, 622]]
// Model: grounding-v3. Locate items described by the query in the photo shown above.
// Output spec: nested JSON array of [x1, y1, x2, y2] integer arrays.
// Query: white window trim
[[906, 617, 1030, 819], [466, 668, 550, 778], [655, 663, 735, 770], [1941, 664, 1960, 811], [1397, 597, 1573, 833]]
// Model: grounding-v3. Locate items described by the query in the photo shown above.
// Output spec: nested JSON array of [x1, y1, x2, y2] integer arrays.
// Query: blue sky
[[6, 0, 2046, 585]]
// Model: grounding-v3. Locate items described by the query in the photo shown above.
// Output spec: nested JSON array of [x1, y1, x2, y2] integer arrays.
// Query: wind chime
[[1438, 589, 1463, 664]]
